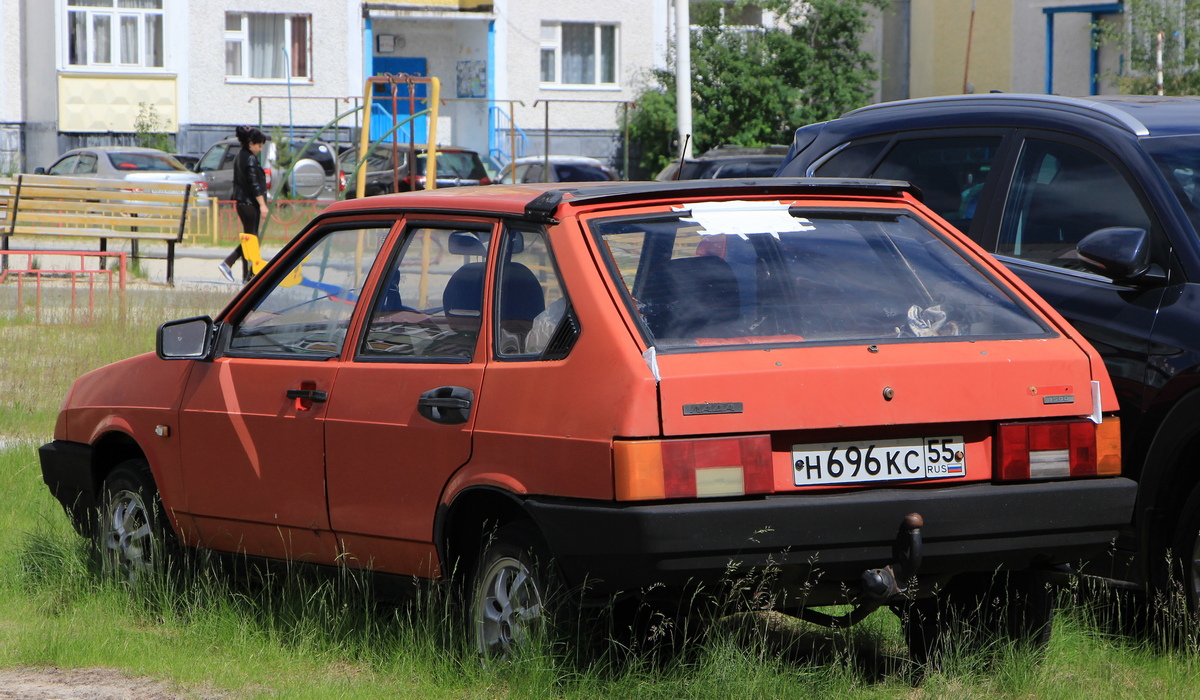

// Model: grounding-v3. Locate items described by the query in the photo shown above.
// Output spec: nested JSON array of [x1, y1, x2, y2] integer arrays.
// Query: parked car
[[339, 143, 491, 197], [39, 178, 1134, 660], [775, 93, 1200, 611], [38, 146, 208, 199], [654, 144, 789, 181], [499, 155, 618, 184], [193, 136, 340, 201]]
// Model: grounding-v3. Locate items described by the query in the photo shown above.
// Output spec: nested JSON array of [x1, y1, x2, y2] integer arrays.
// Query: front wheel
[[470, 521, 560, 659], [96, 459, 175, 586]]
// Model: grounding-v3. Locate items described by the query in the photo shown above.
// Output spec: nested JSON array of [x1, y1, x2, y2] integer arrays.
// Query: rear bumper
[[524, 478, 1137, 593]]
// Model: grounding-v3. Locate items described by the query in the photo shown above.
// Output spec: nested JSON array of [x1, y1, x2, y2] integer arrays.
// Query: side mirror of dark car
[[157, 316, 215, 360], [1076, 227, 1155, 282], [34, 167, 45, 175]]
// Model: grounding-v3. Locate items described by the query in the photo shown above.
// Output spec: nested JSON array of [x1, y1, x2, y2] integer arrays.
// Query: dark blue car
[[776, 93, 1200, 618]]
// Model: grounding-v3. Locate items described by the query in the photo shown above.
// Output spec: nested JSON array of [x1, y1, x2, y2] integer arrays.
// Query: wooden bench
[[0, 174, 198, 284]]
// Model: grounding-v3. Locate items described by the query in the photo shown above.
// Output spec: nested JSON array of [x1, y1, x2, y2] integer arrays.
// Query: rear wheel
[[96, 459, 174, 586], [902, 570, 1053, 665], [470, 521, 560, 659]]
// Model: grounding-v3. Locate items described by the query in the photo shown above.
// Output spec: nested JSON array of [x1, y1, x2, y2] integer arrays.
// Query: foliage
[[270, 126, 298, 198], [133, 102, 174, 153], [1102, 0, 1200, 95], [624, 0, 884, 178]]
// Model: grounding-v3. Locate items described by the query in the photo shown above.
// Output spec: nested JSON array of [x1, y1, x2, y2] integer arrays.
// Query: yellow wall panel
[[58, 74, 178, 133], [910, 0, 1013, 98]]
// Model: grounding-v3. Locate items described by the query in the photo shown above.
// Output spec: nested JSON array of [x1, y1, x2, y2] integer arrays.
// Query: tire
[[470, 521, 560, 659], [96, 459, 175, 586], [1168, 482, 1200, 626], [902, 570, 1053, 665]]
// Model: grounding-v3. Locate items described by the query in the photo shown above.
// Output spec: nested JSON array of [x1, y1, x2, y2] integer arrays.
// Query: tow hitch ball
[[795, 513, 924, 629]]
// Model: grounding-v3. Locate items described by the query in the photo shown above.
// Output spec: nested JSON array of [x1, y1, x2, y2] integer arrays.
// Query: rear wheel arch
[[1134, 388, 1200, 580], [438, 486, 535, 583]]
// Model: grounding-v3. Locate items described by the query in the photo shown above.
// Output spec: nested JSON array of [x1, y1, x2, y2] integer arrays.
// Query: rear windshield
[[105, 152, 187, 172], [593, 202, 1049, 350], [417, 151, 487, 179]]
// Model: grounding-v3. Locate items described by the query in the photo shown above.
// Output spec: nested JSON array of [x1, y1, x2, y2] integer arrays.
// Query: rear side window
[[593, 202, 1048, 350], [870, 137, 1003, 232], [417, 152, 487, 179]]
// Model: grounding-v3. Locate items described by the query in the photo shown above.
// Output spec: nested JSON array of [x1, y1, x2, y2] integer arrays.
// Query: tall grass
[[3, 284, 1200, 697]]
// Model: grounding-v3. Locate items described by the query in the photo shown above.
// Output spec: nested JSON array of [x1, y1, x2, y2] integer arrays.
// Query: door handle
[[417, 386, 474, 424], [286, 389, 329, 402], [287, 384, 328, 411]]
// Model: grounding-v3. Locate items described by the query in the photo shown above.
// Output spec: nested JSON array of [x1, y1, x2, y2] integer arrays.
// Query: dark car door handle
[[286, 389, 328, 402], [417, 386, 474, 425]]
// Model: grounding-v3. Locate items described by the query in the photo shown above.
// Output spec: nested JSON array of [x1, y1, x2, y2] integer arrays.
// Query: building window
[[225, 12, 311, 82], [540, 22, 618, 87], [66, 0, 164, 70]]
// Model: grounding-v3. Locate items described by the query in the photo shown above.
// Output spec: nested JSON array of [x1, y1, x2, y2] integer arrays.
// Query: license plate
[[792, 436, 965, 486]]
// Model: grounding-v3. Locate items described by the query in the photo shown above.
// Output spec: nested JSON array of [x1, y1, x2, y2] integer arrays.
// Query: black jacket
[[232, 147, 267, 205]]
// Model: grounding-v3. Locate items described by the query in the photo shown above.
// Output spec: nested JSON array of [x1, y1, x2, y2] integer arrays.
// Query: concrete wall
[[502, 0, 655, 161], [21, 0, 57, 172], [182, 0, 360, 155], [0, 0, 23, 171], [909, 0, 1013, 97]]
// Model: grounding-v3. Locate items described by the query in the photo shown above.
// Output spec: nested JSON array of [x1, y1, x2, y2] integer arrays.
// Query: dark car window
[[105, 151, 186, 172], [521, 163, 544, 183], [48, 155, 79, 175], [75, 153, 98, 174], [997, 139, 1152, 267], [196, 145, 226, 173], [594, 206, 1047, 350], [555, 163, 611, 181], [360, 227, 492, 361], [813, 141, 889, 178], [870, 137, 1003, 232], [709, 159, 784, 178], [1143, 135, 1200, 237], [417, 152, 487, 179], [221, 144, 241, 169]]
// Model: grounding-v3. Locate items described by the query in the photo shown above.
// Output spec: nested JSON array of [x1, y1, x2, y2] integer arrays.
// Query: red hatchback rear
[[40, 179, 1135, 660]]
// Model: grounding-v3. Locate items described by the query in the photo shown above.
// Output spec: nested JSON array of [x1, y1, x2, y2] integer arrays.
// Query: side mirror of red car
[[157, 316, 215, 361]]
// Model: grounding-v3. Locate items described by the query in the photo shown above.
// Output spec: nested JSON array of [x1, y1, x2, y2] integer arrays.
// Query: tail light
[[614, 435, 773, 501], [996, 416, 1120, 481], [337, 170, 346, 192], [263, 167, 273, 190], [480, 176, 492, 186], [194, 180, 208, 193]]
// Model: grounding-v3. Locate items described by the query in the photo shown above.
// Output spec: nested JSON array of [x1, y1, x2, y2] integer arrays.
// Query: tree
[[623, 0, 884, 178], [134, 102, 174, 153], [1104, 0, 1200, 95]]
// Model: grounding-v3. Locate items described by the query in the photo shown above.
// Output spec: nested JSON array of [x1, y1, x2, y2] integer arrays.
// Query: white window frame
[[64, 0, 165, 72], [539, 21, 620, 89], [224, 12, 312, 84]]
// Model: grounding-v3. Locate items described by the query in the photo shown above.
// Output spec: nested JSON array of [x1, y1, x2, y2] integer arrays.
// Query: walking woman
[[217, 125, 269, 282]]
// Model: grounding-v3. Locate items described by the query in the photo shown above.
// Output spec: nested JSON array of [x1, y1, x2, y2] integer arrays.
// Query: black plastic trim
[[38, 440, 96, 534], [523, 478, 1137, 592]]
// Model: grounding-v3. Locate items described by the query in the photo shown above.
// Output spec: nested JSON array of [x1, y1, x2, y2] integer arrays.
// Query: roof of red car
[[321, 178, 921, 222]]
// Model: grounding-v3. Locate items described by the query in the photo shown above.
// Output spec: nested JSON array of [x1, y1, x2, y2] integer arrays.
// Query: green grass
[[3, 284, 1200, 698]]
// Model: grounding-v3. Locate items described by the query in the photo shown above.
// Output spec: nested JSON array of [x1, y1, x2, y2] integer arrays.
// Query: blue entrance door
[[373, 57, 428, 144]]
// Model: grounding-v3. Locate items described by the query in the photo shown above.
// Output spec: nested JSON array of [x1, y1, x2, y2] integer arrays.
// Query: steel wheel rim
[[475, 554, 543, 657], [103, 488, 155, 584]]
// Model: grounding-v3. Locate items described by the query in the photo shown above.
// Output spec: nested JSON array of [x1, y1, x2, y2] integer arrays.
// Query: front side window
[[225, 12, 311, 81], [997, 139, 1152, 267], [229, 226, 389, 357], [540, 22, 619, 87], [360, 227, 492, 361], [48, 155, 79, 175], [594, 202, 1047, 350], [67, 0, 164, 70]]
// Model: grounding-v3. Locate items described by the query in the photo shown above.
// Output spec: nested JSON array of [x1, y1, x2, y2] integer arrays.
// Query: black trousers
[[223, 200, 262, 266]]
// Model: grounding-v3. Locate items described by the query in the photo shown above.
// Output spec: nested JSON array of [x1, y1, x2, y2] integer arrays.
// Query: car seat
[[640, 255, 742, 341]]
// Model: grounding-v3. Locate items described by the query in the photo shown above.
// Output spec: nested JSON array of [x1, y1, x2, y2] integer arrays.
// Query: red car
[[40, 179, 1135, 660]]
